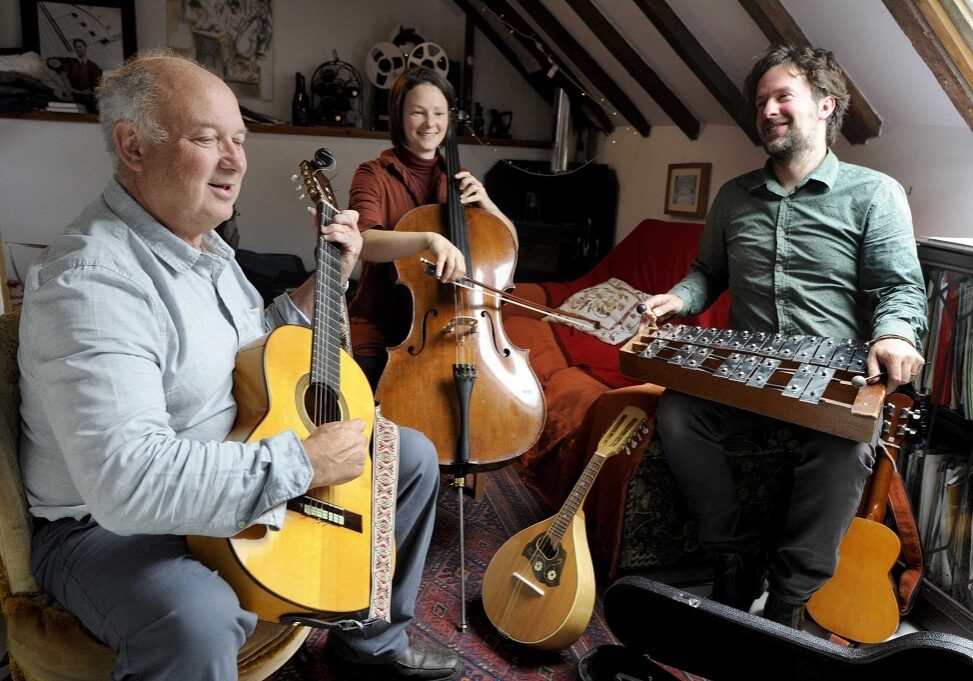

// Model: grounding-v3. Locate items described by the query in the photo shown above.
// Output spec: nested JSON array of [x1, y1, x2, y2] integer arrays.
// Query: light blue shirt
[[19, 179, 313, 536], [670, 151, 927, 346]]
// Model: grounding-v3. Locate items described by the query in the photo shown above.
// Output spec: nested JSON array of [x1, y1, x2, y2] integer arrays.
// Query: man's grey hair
[[96, 50, 199, 168]]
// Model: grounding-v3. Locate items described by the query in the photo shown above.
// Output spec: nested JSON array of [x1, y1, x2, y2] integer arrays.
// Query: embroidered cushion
[[544, 277, 644, 345]]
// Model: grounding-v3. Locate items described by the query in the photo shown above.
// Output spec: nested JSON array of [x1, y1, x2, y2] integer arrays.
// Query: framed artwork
[[166, 0, 274, 101], [664, 163, 712, 219], [20, 1, 137, 106]]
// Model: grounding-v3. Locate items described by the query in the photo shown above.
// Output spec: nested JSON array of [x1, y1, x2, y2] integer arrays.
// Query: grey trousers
[[655, 390, 875, 603], [30, 427, 440, 680]]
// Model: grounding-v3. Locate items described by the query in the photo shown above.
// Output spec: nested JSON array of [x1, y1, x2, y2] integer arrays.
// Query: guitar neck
[[859, 393, 917, 523], [310, 199, 344, 388]]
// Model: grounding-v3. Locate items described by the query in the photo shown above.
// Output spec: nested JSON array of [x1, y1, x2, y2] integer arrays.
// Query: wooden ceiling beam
[[450, 0, 554, 108], [510, 0, 653, 136], [633, 0, 760, 145], [471, 0, 616, 134], [737, 0, 883, 144], [567, 0, 699, 139], [883, 0, 973, 130]]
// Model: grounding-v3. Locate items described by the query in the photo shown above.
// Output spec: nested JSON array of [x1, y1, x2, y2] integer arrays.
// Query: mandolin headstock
[[596, 406, 649, 459]]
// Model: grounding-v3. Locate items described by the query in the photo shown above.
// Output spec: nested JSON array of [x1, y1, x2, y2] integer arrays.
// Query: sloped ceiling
[[455, 0, 972, 143]]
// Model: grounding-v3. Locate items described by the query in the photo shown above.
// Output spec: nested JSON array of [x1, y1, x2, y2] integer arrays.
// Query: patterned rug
[[269, 465, 704, 680]]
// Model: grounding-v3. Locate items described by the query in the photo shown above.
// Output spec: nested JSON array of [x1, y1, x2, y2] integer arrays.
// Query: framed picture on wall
[[166, 0, 274, 101], [20, 1, 137, 108], [664, 163, 712, 219]]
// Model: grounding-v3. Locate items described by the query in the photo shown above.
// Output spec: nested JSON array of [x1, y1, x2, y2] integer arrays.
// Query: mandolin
[[187, 152, 380, 625], [806, 392, 920, 643], [481, 406, 649, 650]]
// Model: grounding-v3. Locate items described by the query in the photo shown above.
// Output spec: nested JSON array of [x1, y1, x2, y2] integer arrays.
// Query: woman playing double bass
[[347, 66, 517, 389]]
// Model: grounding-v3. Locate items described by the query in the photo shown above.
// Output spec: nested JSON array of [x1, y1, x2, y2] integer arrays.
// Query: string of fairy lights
[[459, 4, 642, 178]]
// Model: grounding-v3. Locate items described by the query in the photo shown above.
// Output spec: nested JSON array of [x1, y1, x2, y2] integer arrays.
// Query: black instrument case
[[578, 575, 973, 681]]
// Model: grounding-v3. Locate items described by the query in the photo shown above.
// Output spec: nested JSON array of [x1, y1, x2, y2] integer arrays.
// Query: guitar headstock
[[880, 392, 924, 453], [596, 406, 649, 459], [294, 158, 338, 209]]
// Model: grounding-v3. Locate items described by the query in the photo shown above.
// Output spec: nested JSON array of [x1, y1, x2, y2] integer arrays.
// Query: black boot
[[710, 550, 767, 612], [763, 592, 806, 630]]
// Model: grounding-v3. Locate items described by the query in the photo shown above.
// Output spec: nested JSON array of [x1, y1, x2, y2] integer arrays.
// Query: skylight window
[[919, 0, 973, 90]]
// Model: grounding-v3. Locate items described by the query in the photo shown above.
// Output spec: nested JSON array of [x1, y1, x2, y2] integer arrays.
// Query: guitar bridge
[[288, 496, 363, 533]]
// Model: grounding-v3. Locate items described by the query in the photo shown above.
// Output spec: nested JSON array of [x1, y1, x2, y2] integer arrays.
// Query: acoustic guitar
[[187, 154, 378, 624], [806, 392, 920, 643], [481, 406, 649, 650]]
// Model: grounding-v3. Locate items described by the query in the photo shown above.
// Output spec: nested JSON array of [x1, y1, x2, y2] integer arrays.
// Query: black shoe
[[324, 637, 463, 681], [710, 550, 767, 612], [763, 592, 806, 630]]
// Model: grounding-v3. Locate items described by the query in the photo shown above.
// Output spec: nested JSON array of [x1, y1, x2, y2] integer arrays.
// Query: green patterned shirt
[[670, 151, 927, 348]]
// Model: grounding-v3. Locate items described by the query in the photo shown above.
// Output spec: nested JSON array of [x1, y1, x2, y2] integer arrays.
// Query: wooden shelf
[[0, 111, 551, 149]]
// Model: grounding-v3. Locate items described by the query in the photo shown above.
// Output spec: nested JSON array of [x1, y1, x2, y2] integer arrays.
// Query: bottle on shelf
[[292, 72, 310, 126]]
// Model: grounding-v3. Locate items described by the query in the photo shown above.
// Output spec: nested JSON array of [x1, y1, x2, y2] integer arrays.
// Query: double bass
[[375, 111, 545, 473]]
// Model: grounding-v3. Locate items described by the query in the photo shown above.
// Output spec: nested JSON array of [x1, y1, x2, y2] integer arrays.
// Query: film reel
[[366, 41, 407, 89], [407, 42, 449, 78]]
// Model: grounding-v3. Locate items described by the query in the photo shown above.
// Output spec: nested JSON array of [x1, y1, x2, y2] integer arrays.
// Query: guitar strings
[[310, 180, 346, 505]]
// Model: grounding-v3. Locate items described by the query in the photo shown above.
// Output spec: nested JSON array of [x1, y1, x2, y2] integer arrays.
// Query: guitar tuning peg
[[298, 193, 306, 201], [290, 174, 299, 182]]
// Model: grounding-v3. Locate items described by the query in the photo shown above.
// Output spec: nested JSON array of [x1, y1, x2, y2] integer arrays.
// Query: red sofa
[[502, 218, 731, 576]]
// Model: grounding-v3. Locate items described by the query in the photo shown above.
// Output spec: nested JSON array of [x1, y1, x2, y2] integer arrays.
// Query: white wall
[[602, 124, 766, 241], [0, 0, 552, 271], [602, 121, 973, 244], [832, 124, 973, 239]]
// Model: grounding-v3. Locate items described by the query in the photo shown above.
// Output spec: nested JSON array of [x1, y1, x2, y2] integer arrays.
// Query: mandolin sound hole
[[303, 381, 343, 427]]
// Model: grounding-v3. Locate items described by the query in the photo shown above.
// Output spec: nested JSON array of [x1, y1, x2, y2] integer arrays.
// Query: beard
[[761, 119, 813, 162]]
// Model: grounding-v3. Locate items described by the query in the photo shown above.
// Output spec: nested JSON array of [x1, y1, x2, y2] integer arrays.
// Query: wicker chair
[[0, 311, 308, 680]]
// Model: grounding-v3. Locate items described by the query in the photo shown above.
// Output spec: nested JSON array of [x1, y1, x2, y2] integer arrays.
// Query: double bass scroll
[[620, 323, 886, 443]]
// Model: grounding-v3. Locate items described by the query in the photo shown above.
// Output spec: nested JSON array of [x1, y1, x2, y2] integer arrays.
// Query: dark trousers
[[31, 427, 439, 680], [655, 390, 875, 603]]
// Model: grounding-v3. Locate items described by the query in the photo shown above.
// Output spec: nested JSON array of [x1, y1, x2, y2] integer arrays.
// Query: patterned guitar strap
[[368, 410, 399, 623], [341, 295, 399, 626]]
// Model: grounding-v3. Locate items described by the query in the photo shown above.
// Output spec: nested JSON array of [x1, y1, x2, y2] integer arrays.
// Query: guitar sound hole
[[304, 382, 340, 426]]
